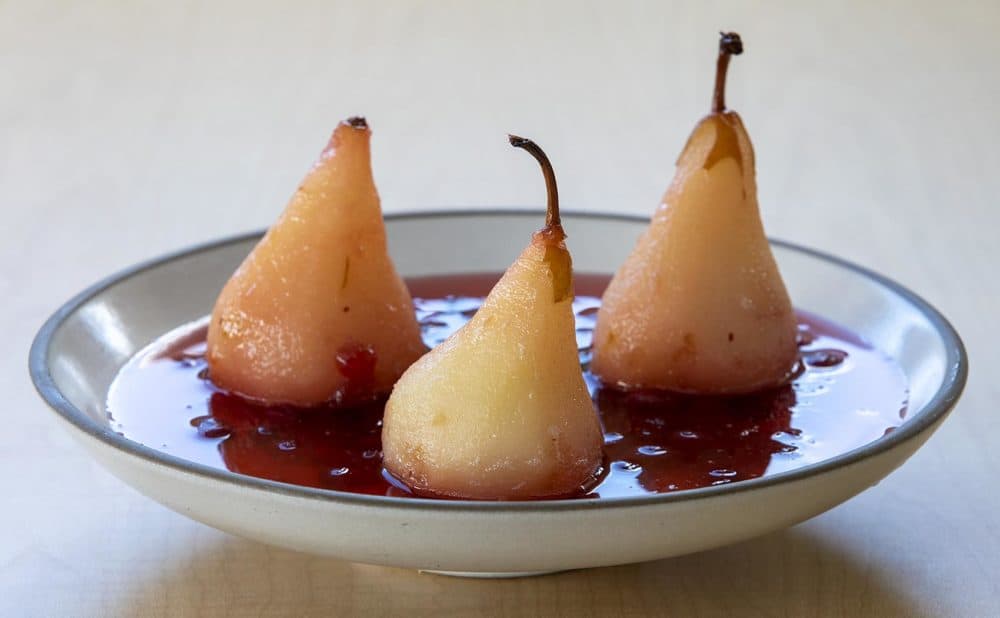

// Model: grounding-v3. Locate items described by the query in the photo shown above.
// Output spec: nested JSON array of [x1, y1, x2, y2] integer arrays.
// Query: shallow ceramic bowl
[[30, 211, 966, 577]]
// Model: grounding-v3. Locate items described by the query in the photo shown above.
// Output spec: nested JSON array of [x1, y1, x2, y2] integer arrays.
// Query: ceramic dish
[[29, 211, 967, 577]]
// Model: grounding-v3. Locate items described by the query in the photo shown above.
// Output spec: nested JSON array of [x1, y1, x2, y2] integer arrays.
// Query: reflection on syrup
[[206, 392, 393, 494], [595, 385, 795, 493], [106, 273, 909, 500]]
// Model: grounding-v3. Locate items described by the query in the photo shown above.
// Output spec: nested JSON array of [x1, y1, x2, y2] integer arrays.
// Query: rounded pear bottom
[[381, 460, 603, 502]]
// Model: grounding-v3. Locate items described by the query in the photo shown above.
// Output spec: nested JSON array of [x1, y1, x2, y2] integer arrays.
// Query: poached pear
[[206, 117, 426, 407], [592, 33, 798, 394], [381, 136, 603, 500]]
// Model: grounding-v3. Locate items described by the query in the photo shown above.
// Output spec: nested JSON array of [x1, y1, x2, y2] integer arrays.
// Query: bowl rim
[[28, 209, 968, 512]]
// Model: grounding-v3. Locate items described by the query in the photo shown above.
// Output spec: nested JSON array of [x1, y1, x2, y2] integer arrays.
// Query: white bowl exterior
[[36, 212, 961, 573], [62, 411, 942, 572]]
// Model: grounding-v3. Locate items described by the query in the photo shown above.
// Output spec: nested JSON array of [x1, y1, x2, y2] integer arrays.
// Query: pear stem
[[345, 116, 368, 129], [712, 32, 743, 114], [508, 134, 561, 230]]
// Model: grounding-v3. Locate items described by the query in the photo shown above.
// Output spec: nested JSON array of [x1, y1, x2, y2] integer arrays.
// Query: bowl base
[[420, 569, 565, 578]]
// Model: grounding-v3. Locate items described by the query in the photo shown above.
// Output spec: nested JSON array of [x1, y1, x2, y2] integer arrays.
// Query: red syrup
[[106, 273, 909, 500]]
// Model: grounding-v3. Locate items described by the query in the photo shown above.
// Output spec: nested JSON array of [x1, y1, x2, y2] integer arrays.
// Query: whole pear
[[207, 118, 425, 407], [593, 33, 798, 394], [382, 136, 603, 499]]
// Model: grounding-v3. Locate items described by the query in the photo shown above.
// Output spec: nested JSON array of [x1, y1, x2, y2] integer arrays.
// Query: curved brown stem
[[508, 134, 560, 230], [712, 32, 743, 114]]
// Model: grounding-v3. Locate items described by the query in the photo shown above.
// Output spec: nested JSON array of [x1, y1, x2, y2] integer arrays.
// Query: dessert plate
[[29, 211, 966, 576]]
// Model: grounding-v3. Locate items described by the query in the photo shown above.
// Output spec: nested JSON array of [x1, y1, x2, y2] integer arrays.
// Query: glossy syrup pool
[[107, 273, 909, 500]]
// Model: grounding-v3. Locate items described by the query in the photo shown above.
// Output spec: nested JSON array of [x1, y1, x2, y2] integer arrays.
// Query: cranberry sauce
[[106, 273, 908, 500]]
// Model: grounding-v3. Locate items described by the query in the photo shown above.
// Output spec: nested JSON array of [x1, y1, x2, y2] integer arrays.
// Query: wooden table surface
[[3, 2, 997, 616]]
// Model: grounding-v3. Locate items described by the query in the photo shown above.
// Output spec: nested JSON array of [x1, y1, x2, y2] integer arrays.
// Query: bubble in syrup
[[804, 349, 848, 368]]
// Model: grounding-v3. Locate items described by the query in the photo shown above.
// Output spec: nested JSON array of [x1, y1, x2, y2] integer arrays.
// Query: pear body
[[593, 113, 797, 394], [206, 121, 425, 407], [382, 232, 603, 500]]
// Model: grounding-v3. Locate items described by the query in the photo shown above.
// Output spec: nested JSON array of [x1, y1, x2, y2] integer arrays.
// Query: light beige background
[[2, 1, 997, 616]]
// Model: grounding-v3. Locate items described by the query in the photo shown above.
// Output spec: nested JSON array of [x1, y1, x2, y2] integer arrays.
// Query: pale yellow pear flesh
[[382, 231, 603, 500], [206, 120, 426, 407], [593, 113, 798, 394]]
